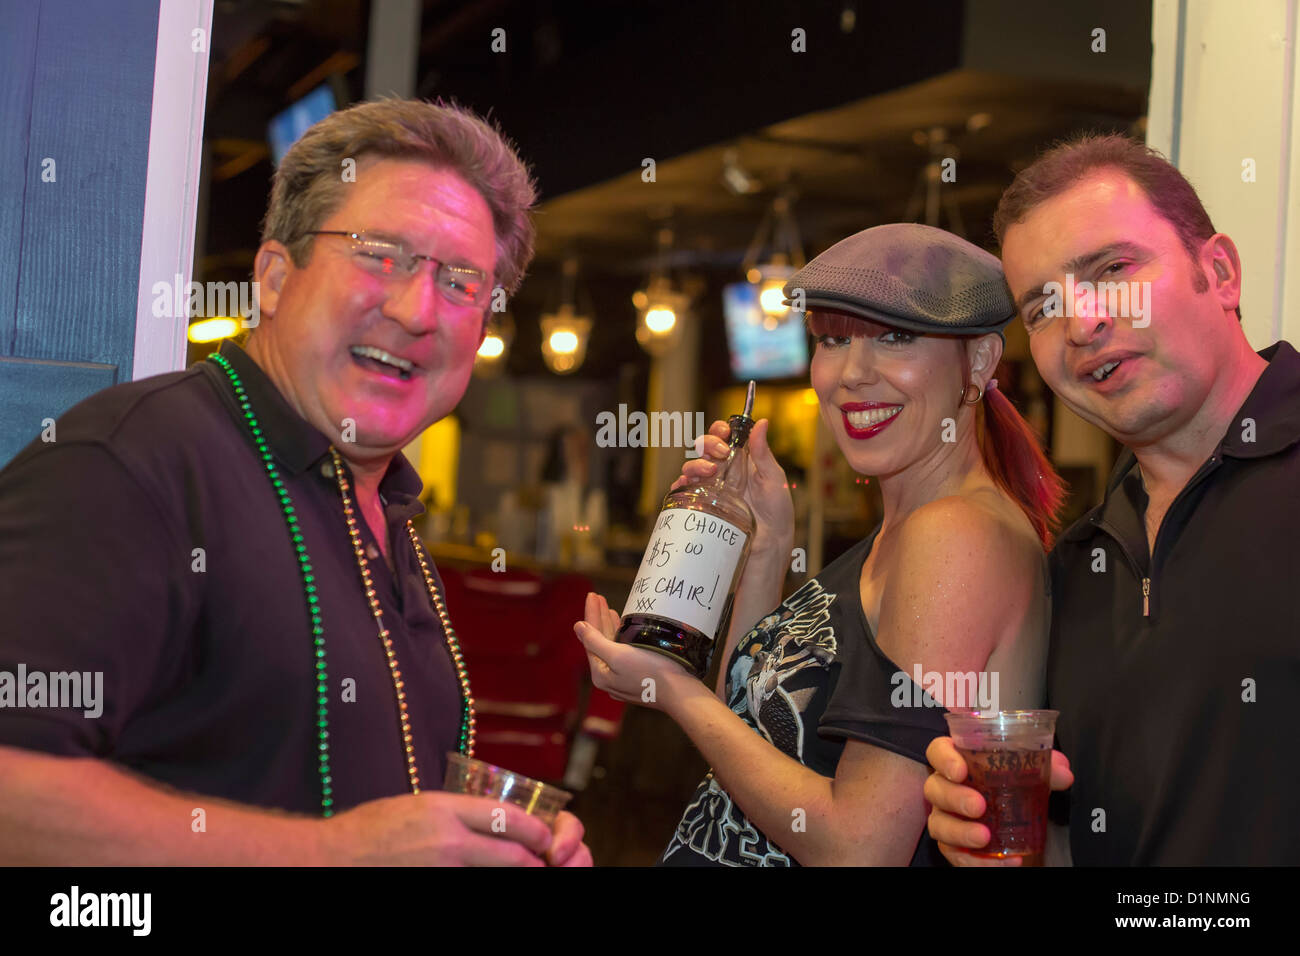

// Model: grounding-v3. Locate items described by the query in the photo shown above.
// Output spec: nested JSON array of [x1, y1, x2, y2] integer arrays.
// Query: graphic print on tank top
[[661, 576, 840, 866]]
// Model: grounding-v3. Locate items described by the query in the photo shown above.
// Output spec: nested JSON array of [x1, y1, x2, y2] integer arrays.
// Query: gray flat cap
[[784, 223, 1014, 335]]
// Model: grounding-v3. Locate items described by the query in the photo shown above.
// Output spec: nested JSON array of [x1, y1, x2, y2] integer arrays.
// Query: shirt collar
[[214, 339, 332, 476], [1218, 340, 1300, 459], [1063, 339, 1300, 543], [210, 340, 427, 522], [378, 453, 427, 524]]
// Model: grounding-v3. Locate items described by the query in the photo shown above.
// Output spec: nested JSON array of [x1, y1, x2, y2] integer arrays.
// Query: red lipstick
[[840, 402, 903, 439]]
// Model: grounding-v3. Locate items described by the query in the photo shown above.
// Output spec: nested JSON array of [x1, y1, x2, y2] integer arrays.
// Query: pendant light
[[633, 226, 689, 357], [473, 310, 514, 377], [741, 187, 805, 329], [540, 257, 592, 375]]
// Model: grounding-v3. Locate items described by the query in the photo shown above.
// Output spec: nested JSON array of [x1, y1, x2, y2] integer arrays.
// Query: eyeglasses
[[305, 230, 490, 306]]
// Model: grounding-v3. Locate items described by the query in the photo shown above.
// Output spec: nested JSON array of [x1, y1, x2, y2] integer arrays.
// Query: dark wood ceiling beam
[[287, 50, 359, 101], [220, 34, 271, 85], [210, 138, 267, 156], [213, 144, 269, 183]]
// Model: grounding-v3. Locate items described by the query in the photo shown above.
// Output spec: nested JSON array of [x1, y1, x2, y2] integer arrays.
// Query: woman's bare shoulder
[[887, 490, 1043, 585], [868, 492, 1043, 672]]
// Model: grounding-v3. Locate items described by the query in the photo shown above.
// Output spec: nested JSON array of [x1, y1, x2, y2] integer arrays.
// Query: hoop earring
[[961, 382, 983, 405]]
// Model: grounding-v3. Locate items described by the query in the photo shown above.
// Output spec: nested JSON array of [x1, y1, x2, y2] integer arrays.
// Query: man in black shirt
[[0, 99, 591, 865], [924, 134, 1300, 865]]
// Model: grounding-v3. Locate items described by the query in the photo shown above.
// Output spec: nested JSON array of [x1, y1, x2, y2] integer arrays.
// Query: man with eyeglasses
[[0, 100, 593, 866]]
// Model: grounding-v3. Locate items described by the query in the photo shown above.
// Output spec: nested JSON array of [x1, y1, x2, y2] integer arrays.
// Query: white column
[[1148, 0, 1300, 348], [132, 0, 213, 379], [365, 0, 421, 99]]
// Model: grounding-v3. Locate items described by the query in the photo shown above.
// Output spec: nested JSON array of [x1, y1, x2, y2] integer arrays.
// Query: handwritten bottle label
[[621, 508, 748, 640]]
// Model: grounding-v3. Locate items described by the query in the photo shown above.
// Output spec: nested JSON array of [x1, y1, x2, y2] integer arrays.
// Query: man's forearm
[[0, 745, 329, 865]]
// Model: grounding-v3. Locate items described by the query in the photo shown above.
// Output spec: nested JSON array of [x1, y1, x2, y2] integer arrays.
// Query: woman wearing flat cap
[[576, 223, 1063, 866]]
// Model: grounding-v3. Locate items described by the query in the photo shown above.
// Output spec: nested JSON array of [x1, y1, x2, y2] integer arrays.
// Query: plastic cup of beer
[[943, 710, 1058, 866], [443, 753, 573, 828]]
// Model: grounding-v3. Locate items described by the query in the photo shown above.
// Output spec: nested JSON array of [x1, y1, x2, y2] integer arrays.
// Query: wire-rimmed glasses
[[306, 230, 490, 307]]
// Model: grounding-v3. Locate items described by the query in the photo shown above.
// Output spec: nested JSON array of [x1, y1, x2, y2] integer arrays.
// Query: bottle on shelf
[[616, 381, 758, 679]]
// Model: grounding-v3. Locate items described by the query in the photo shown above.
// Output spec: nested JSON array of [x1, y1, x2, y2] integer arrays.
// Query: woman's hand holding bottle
[[671, 418, 794, 560]]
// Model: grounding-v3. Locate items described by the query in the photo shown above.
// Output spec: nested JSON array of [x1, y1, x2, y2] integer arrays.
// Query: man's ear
[[253, 240, 295, 319], [1202, 233, 1242, 315]]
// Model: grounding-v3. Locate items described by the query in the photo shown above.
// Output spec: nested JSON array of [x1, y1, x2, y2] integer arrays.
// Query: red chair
[[439, 566, 626, 784]]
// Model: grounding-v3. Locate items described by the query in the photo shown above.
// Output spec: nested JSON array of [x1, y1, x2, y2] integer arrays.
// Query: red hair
[[806, 310, 880, 339], [807, 311, 1066, 549], [977, 369, 1066, 550]]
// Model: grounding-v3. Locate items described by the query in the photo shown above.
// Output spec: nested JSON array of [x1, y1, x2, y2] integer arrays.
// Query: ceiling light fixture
[[474, 310, 514, 377], [721, 148, 762, 196], [741, 187, 805, 328], [540, 258, 592, 375], [633, 226, 689, 357]]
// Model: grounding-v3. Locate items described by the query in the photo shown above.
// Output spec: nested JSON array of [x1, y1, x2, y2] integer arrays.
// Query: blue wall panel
[[0, 0, 160, 467], [0, 3, 40, 356]]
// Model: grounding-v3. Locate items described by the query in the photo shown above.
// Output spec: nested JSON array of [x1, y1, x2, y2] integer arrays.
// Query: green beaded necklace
[[207, 352, 475, 817]]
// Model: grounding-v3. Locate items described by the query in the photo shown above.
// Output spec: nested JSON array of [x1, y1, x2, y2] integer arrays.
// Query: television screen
[[268, 84, 337, 165], [722, 281, 809, 381]]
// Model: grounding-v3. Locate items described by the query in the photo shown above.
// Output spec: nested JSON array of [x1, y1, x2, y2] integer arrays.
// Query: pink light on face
[[253, 159, 497, 459]]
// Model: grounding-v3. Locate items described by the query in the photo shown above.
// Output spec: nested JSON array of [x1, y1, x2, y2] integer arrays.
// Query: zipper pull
[[1142, 578, 1151, 617]]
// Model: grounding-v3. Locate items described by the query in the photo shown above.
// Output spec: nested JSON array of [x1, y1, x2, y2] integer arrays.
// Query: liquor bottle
[[616, 382, 758, 679]]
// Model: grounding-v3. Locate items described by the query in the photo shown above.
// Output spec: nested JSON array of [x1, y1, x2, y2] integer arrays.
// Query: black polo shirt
[[1047, 340, 1300, 865], [0, 339, 462, 815]]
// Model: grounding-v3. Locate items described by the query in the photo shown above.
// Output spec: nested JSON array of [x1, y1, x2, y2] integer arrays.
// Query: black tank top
[[659, 525, 949, 866]]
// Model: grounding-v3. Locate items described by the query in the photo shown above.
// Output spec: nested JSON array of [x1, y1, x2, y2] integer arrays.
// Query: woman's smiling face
[[808, 309, 976, 479]]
